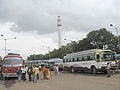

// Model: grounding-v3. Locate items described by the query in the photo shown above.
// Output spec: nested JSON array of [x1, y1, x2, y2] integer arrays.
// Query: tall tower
[[57, 16, 62, 48]]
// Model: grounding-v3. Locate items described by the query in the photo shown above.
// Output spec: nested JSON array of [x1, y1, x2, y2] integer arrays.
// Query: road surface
[[0, 72, 120, 90]]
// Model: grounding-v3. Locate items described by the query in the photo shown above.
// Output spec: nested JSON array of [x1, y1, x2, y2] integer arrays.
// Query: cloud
[[0, 0, 120, 35]]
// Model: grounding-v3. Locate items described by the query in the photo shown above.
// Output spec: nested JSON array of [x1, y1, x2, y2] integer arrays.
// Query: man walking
[[27, 66, 33, 81], [54, 65, 59, 75], [33, 65, 39, 83], [107, 63, 111, 77], [21, 66, 27, 81], [17, 67, 22, 81], [0, 65, 3, 80]]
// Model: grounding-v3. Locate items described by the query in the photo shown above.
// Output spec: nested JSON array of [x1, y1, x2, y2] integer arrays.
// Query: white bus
[[63, 49, 117, 74], [48, 58, 63, 65], [47, 58, 63, 70]]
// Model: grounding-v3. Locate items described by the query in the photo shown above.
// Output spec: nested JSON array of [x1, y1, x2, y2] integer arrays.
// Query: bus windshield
[[102, 51, 114, 61], [3, 57, 23, 65], [115, 54, 120, 61]]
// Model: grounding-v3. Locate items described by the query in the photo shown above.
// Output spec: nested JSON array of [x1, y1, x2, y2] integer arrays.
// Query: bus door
[[96, 53, 101, 62]]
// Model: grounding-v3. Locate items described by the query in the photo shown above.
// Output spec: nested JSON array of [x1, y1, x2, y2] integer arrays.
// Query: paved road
[[0, 72, 120, 90]]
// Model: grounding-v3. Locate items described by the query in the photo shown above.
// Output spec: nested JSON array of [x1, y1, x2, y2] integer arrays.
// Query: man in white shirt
[[21, 66, 27, 81], [54, 65, 59, 75]]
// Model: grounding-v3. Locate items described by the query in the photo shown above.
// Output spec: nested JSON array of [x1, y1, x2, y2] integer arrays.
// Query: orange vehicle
[[2, 53, 24, 77]]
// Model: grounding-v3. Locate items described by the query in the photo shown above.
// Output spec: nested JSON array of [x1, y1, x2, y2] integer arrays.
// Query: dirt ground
[[0, 72, 120, 90]]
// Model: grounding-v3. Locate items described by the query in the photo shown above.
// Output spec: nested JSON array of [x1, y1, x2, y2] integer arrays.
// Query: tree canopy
[[27, 28, 119, 60]]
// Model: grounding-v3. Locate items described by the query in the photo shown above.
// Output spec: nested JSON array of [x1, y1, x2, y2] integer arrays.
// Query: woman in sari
[[44, 66, 51, 80]]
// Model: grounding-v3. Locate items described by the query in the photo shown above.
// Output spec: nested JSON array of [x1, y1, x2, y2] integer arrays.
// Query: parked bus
[[63, 49, 117, 74], [25, 60, 46, 66], [2, 53, 24, 77], [48, 58, 63, 65], [47, 58, 63, 70], [114, 54, 120, 69]]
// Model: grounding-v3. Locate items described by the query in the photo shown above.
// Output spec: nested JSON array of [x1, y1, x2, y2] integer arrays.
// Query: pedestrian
[[59, 65, 64, 72], [17, 66, 22, 81], [107, 63, 111, 77], [0, 65, 3, 80], [27, 66, 33, 81], [21, 66, 27, 81], [42, 65, 46, 79], [54, 65, 59, 75], [32, 65, 39, 83], [44, 66, 51, 80]]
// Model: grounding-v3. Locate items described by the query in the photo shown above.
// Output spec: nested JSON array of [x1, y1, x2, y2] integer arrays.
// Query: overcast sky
[[0, 0, 120, 59]]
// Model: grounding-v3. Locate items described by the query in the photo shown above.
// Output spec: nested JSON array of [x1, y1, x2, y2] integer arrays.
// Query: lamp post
[[1, 35, 16, 55], [110, 24, 119, 49], [64, 38, 73, 52]]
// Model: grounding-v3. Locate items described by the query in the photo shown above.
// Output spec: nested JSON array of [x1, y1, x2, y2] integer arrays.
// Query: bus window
[[103, 54, 113, 61], [77, 57, 79, 61], [70, 59, 72, 62], [63, 59, 65, 62], [87, 56, 90, 60], [90, 56, 93, 60], [72, 58, 75, 62], [84, 56, 88, 61], [68, 59, 70, 62], [82, 57, 84, 61], [65, 59, 67, 62]]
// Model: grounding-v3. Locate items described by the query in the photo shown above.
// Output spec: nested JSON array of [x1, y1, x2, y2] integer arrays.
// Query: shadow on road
[[0, 77, 17, 88]]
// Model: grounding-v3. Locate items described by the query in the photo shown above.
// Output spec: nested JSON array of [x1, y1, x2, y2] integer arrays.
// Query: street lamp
[[110, 24, 119, 49], [64, 38, 73, 52], [64, 38, 73, 43], [1, 35, 16, 55]]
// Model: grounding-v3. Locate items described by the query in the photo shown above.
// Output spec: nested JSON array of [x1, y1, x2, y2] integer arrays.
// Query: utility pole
[[1, 35, 16, 56], [110, 24, 119, 49], [57, 16, 62, 48]]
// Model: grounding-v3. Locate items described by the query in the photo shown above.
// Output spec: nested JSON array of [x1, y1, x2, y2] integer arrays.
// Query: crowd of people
[[17, 65, 60, 83]]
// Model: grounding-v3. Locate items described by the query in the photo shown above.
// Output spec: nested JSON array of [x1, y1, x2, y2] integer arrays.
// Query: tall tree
[[87, 28, 117, 50]]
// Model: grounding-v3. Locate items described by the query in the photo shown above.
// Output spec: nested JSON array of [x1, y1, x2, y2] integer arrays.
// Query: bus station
[[0, 0, 120, 90]]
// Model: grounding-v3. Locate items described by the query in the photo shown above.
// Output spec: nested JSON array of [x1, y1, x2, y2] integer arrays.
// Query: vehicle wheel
[[91, 67, 97, 74], [71, 67, 74, 73], [4, 77, 8, 80]]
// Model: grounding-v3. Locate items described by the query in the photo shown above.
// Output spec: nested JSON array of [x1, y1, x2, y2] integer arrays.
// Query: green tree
[[77, 38, 95, 51], [87, 28, 117, 50]]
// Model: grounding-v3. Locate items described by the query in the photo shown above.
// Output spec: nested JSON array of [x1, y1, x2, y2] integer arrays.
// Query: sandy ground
[[0, 72, 120, 90]]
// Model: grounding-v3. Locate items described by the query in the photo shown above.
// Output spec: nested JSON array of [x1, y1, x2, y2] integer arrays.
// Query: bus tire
[[91, 67, 97, 74], [71, 67, 74, 73], [4, 77, 7, 80]]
